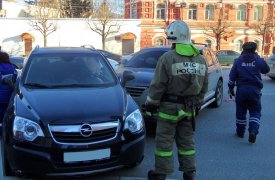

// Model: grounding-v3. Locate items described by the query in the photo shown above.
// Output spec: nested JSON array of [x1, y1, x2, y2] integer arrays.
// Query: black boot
[[236, 132, 244, 138], [248, 132, 256, 143], [183, 171, 195, 180], [236, 129, 244, 138], [148, 170, 166, 180]]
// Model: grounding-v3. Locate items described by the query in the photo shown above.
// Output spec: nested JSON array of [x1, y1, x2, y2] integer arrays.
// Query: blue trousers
[[235, 86, 262, 135]]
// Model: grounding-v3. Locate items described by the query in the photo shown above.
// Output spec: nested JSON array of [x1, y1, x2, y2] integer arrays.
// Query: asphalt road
[[1, 68, 275, 180]]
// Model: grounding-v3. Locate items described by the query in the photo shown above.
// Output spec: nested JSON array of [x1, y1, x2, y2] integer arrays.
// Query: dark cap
[[242, 42, 257, 52], [0, 51, 10, 64]]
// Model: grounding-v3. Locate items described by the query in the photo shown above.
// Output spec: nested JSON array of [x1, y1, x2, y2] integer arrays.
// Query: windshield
[[23, 53, 117, 88], [125, 50, 168, 68]]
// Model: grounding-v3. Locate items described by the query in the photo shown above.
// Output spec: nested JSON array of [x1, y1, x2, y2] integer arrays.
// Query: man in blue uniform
[[228, 42, 270, 143], [0, 51, 17, 135]]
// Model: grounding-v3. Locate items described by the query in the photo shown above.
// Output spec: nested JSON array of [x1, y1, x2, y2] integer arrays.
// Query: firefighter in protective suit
[[145, 20, 208, 180], [228, 42, 270, 143]]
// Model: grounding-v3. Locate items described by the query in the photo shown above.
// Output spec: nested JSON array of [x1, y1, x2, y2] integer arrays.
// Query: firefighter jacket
[[147, 48, 208, 107], [229, 52, 270, 89]]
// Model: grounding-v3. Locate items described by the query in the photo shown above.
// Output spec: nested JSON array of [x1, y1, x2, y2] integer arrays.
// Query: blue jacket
[[0, 63, 17, 103], [228, 53, 270, 89]]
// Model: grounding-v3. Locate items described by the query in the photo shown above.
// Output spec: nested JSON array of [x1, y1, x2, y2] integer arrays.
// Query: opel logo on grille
[[80, 124, 93, 137]]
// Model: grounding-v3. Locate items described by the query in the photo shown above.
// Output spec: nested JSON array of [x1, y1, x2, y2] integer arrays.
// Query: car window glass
[[227, 51, 235, 56], [203, 49, 214, 66], [217, 51, 226, 56], [24, 53, 116, 87], [126, 50, 167, 68]]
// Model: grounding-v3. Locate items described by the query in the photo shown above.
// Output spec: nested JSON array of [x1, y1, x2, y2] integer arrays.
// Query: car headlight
[[13, 116, 44, 141], [124, 109, 143, 133]]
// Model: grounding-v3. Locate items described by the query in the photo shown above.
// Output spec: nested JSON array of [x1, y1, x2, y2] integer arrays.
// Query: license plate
[[64, 149, 110, 163]]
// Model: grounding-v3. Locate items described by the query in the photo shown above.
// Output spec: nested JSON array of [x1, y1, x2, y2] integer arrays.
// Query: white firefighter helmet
[[165, 20, 192, 44]]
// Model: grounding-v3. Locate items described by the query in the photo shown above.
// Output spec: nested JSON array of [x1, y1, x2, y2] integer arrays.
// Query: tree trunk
[[102, 35, 105, 50], [262, 34, 265, 56], [44, 34, 47, 47], [216, 35, 221, 51]]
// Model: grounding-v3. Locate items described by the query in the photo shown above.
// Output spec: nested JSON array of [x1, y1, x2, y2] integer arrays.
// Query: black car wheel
[[1, 139, 13, 176], [211, 79, 223, 108]]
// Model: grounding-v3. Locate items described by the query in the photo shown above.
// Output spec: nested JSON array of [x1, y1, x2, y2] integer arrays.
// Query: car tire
[[1, 139, 13, 176], [210, 79, 223, 108]]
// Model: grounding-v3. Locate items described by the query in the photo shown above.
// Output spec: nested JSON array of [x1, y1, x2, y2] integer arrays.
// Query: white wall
[[0, 18, 141, 56], [0, 1, 141, 56]]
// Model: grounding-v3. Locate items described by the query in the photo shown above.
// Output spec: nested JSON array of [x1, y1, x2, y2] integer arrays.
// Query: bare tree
[[27, 1, 59, 47], [202, 2, 232, 51], [252, 19, 274, 56], [202, 20, 232, 51], [87, 0, 121, 50]]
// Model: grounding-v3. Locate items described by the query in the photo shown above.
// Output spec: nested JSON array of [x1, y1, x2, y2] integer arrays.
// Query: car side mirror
[[121, 70, 135, 87]]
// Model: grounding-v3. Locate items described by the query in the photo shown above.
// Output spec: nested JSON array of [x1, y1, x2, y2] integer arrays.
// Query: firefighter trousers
[[154, 103, 195, 174]]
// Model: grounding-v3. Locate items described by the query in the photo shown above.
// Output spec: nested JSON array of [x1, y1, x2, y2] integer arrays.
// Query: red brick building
[[125, 0, 275, 55]]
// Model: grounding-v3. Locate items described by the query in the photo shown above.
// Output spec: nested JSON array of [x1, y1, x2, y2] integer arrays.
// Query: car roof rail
[[193, 43, 208, 47], [34, 45, 39, 50], [81, 44, 95, 50]]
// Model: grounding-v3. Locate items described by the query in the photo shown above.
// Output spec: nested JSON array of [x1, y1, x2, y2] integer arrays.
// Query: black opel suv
[[1, 46, 145, 178]]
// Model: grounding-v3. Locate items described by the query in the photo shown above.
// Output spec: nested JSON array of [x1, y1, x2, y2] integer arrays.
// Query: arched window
[[205, 40, 212, 48], [254, 6, 263, 21], [156, 3, 166, 19], [236, 40, 243, 52], [131, 3, 137, 18], [155, 38, 164, 46], [237, 5, 247, 21], [188, 4, 197, 20], [205, 5, 214, 20]]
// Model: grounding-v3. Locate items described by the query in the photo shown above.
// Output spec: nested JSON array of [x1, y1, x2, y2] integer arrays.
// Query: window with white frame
[[254, 6, 263, 21], [156, 3, 166, 19], [237, 5, 247, 21], [188, 4, 197, 20], [155, 38, 164, 46], [236, 40, 243, 52], [205, 5, 214, 20], [131, 3, 137, 19]]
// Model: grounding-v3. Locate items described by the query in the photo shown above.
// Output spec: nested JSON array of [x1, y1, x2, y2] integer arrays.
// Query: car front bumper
[[7, 135, 145, 177]]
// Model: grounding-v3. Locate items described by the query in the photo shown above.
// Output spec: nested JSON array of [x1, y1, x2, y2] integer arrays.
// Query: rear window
[[23, 53, 117, 88], [125, 50, 168, 68]]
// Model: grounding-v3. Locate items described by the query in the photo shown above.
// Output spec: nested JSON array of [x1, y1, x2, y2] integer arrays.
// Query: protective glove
[[228, 88, 235, 99], [228, 83, 235, 99], [144, 103, 158, 114]]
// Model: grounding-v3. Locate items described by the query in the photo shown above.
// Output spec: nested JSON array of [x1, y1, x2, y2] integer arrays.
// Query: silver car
[[116, 45, 223, 124], [266, 54, 275, 80]]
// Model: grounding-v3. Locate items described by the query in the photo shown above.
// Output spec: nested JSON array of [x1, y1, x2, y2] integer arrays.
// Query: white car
[[266, 54, 275, 80]]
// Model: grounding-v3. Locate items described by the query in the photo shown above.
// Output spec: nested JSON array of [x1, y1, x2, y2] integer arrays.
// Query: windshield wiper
[[50, 84, 97, 88], [24, 83, 52, 88]]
